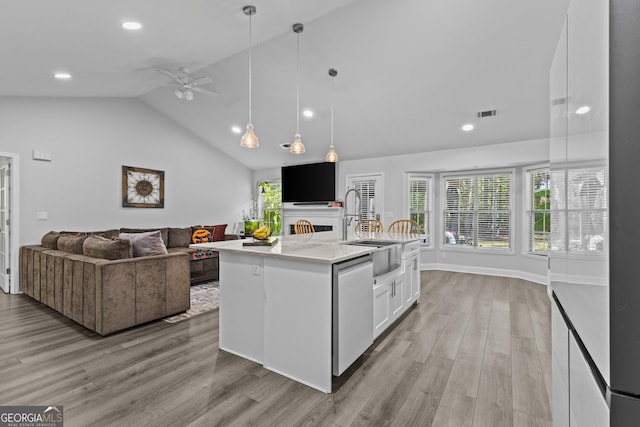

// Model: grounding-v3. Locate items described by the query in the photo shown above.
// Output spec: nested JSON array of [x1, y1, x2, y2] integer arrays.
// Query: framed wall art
[[122, 165, 165, 208]]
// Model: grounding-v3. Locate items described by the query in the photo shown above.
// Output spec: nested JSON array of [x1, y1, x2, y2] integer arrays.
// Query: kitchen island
[[192, 231, 420, 393]]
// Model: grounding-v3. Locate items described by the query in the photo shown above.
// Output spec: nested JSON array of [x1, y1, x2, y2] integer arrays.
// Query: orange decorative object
[[192, 228, 212, 243]]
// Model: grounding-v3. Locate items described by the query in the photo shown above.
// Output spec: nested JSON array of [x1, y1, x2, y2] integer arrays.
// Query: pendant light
[[240, 5, 259, 148], [325, 68, 339, 162], [290, 23, 305, 154]]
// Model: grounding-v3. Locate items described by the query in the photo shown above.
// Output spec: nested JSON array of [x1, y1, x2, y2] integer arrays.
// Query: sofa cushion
[[168, 227, 191, 248], [119, 228, 169, 247], [83, 235, 133, 260], [57, 234, 88, 254], [191, 226, 215, 244], [204, 224, 228, 241], [119, 230, 168, 257], [59, 229, 120, 239], [41, 231, 61, 249]]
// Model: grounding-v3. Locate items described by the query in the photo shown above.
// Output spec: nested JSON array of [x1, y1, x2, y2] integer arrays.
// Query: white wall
[[255, 139, 551, 283], [0, 97, 253, 249]]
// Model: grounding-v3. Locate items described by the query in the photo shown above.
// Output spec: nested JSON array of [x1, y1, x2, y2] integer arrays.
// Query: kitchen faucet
[[342, 188, 361, 240]]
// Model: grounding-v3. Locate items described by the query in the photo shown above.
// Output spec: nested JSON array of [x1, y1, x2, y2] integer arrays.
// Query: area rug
[[164, 282, 219, 323]]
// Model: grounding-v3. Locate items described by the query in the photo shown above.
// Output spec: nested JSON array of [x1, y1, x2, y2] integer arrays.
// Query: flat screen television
[[282, 162, 336, 203]]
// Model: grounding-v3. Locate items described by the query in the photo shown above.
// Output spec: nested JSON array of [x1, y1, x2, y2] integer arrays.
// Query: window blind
[[550, 166, 607, 253], [408, 174, 432, 245], [526, 168, 551, 254], [443, 172, 512, 250]]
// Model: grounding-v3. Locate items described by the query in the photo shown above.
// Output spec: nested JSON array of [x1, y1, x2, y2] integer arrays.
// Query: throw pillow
[[119, 230, 168, 257], [191, 226, 215, 244], [57, 234, 88, 254], [168, 227, 191, 248], [119, 228, 169, 247], [41, 231, 61, 249], [205, 224, 228, 241], [83, 235, 133, 260]]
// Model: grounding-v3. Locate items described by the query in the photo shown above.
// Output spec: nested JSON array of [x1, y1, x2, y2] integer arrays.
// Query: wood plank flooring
[[0, 271, 551, 426]]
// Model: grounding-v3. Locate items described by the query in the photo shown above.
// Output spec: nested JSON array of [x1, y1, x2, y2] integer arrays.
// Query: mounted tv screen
[[282, 162, 336, 203]]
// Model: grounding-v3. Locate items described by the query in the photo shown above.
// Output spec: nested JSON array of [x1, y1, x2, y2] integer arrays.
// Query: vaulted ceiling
[[1, 0, 569, 170]]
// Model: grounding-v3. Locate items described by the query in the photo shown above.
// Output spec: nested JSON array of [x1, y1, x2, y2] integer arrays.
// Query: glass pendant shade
[[325, 145, 338, 162], [290, 133, 305, 154], [240, 123, 259, 148]]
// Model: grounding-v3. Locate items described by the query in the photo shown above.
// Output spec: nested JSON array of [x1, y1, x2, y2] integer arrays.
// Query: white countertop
[[191, 230, 421, 264]]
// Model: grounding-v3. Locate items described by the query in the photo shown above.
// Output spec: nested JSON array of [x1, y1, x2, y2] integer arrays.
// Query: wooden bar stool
[[388, 219, 421, 235], [294, 219, 315, 234]]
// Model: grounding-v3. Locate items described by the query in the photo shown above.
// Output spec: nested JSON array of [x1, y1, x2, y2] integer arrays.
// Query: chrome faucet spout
[[342, 188, 361, 240]]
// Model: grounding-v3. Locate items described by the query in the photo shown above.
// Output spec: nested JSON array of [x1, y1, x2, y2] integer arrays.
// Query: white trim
[[419, 262, 548, 286], [405, 172, 434, 247], [0, 152, 20, 294]]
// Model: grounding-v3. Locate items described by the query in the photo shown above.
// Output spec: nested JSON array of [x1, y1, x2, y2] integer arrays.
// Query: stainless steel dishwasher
[[332, 254, 374, 376]]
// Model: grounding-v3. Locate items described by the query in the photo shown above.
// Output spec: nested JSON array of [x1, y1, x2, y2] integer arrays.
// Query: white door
[[0, 163, 9, 293]]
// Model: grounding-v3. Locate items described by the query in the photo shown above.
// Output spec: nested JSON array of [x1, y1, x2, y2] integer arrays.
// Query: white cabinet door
[[569, 333, 609, 427], [403, 258, 413, 306], [389, 276, 403, 319], [373, 280, 390, 338]]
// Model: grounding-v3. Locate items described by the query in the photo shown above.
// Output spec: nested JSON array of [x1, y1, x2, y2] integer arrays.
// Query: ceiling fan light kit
[[240, 5, 259, 149], [290, 23, 305, 154]]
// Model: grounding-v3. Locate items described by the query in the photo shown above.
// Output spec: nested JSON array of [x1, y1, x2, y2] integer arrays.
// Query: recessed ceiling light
[[122, 21, 142, 30], [303, 109, 313, 118], [54, 72, 72, 80], [231, 126, 242, 134], [462, 123, 474, 132], [576, 105, 591, 115]]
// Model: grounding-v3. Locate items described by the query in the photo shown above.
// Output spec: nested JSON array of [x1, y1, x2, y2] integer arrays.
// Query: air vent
[[476, 109, 497, 118], [552, 97, 568, 106], [279, 143, 291, 149]]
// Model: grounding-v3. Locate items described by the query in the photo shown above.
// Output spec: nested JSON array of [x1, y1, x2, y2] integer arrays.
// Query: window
[[408, 174, 433, 245], [259, 181, 282, 234], [526, 167, 551, 255], [442, 171, 513, 251], [347, 174, 383, 222], [550, 165, 607, 254]]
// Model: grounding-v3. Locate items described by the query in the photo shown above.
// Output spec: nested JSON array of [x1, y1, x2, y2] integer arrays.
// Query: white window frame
[[346, 173, 384, 223], [406, 173, 433, 246], [524, 165, 551, 256], [440, 169, 515, 253]]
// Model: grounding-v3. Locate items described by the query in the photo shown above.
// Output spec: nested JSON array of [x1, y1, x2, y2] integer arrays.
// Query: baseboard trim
[[419, 262, 548, 286]]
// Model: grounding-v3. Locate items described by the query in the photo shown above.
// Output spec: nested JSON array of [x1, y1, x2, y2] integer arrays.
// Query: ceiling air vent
[[477, 109, 497, 118], [552, 97, 568, 106], [279, 143, 292, 150]]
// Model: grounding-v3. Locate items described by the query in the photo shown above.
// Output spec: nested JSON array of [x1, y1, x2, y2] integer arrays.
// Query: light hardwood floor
[[0, 271, 551, 427]]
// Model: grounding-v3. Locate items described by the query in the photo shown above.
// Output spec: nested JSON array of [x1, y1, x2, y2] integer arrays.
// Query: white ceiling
[[1, 0, 569, 170]]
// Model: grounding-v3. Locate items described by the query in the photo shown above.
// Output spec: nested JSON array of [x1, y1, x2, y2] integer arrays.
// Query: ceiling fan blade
[[157, 69, 181, 82], [192, 87, 219, 97], [191, 75, 213, 85]]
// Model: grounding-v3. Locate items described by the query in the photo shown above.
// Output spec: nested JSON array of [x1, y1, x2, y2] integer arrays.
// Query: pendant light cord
[[330, 75, 334, 148], [248, 11, 253, 123], [296, 32, 300, 133]]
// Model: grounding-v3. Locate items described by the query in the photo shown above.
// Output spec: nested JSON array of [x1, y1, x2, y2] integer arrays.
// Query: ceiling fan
[[158, 67, 218, 101]]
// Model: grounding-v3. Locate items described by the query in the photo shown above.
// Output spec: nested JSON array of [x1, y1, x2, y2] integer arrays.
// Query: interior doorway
[[0, 154, 18, 294]]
